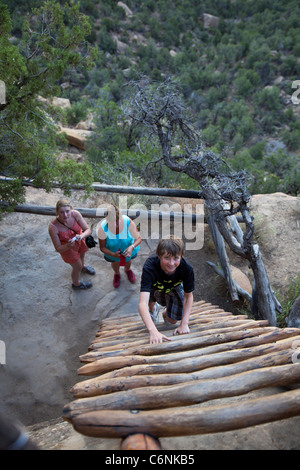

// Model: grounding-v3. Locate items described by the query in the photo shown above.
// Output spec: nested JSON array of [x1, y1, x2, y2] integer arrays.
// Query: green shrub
[[249, 141, 265, 160], [65, 102, 88, 126], [282, 129, 300, 150], [98, 28, 117, 54], [202, 125, 221, 147], [254, 86, 281, 111], [277, 274, 300, 328], [234, 75, 253, 97]]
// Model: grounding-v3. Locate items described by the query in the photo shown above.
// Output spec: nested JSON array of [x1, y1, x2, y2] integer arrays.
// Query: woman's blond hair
[[106, 204, 121, 221], [56, 198, 72, 214]]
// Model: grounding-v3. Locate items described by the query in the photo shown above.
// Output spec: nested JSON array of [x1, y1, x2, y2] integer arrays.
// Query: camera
[[85, 235, 97, 248]]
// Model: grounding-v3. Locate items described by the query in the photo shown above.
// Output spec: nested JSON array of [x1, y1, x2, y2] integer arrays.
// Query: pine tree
[[0, 1, 97, 212]]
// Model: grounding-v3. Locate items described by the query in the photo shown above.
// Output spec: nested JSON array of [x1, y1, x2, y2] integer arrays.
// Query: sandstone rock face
[[230, 265, 252, 295], [0, 187, 150, 426], [203, 13, 220, 29], [51, 97, 71, 109], [60, 127, 93, 150], [74, 114, 95, 131], [112, 35, 129, 54], [117, 2, 133, 17], [0, 189, 299, 450], [250, 192, 300, 292]]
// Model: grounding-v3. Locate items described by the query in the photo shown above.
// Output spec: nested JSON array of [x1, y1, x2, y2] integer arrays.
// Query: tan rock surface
[[0, 188, 299, 450]]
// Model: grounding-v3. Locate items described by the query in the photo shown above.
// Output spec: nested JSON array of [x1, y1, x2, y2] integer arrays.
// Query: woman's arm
[[73, 210, 91, 239], [122, 218, 142, 257], [48, 224, 74, 253]]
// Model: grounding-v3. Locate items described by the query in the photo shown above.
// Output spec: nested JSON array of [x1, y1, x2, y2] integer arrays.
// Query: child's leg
[[163, 310, 177, 325], [111, 261, 121, 288], [148, 290, 164, 324], [80, 251, 95, 274], [164, 285, 184, 324], [149, 300, 156, 312], [124, 259, 131, 272], [111, 261, 120, 274], [71, 258, 84, 286], [124, 259, 136, 283]]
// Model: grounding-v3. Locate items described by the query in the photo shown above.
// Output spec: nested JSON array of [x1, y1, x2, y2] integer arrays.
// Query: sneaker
[[82, 265, 96, 275], [125, 269, 136, 283], [72, 281, 92, 290], [150, 302, 160, 324], [113, 273, 121, 288]]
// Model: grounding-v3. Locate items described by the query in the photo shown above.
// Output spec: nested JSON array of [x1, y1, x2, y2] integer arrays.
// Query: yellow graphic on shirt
[[153, 280, 182, 294]]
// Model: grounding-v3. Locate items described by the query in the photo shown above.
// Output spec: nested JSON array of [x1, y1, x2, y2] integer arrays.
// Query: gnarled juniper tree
[[124, 77, 281, 325]]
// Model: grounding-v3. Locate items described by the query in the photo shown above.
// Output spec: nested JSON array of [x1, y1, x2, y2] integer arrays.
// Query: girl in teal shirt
[[98, 204, 142, 288]]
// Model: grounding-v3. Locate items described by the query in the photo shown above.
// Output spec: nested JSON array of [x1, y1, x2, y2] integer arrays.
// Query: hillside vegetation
[[2, 0, 300, 196]]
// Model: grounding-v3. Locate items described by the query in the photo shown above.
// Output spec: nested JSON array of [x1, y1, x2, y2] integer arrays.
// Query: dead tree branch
[[125, 77, 281, 325]]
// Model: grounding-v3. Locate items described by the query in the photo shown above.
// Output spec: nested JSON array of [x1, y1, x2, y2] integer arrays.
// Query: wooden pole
[[70, 389, 300, 438], [0, 176, 203, 199], [90, 318, 258, 347], [71, 336, 300, 398], [65, 362, 300, 419], [97, 347, 294, 381], [11, 203, 204, 222], [78, 326, 280, 365], [82, 320, 269, 362], [89, 317, 251, 351], [78, 328, 300, 376]]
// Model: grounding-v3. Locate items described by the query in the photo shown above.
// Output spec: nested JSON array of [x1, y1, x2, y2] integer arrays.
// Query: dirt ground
[[0, 187, 299, 450]]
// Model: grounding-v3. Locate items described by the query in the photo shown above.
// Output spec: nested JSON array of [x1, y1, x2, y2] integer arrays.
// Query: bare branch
[[124, 77, 280, 325]]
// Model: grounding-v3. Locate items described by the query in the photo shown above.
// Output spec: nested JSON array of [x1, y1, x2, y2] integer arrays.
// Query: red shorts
[[60, 239, 88, 265]]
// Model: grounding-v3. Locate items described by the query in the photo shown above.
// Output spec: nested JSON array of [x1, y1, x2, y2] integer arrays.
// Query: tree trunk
[[208, 198, 282, 326], [205, 207, 239, 301], [239, 204, 282, 326], [248, 244, 280, 325]]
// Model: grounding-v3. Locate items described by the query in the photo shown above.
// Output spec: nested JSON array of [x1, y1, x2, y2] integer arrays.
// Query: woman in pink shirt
[[49, 199, 95, 290]]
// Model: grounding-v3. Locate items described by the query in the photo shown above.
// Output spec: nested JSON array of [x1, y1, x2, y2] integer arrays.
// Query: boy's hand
[[150, 330, 171, 344], [174, 324, 190, 336]]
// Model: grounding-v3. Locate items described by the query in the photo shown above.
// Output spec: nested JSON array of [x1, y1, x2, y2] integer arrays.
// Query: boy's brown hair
[[156, 236, 185, 257]]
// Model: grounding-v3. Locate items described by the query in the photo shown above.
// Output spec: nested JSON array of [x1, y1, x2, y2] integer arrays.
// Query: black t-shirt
[[140, 254, 194, 294]]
